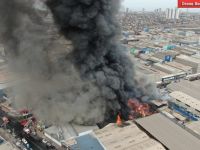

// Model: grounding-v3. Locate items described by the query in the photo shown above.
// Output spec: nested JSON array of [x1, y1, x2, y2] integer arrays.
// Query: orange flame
[[128, 99, 151, 119], [116, 114, 122, 126]]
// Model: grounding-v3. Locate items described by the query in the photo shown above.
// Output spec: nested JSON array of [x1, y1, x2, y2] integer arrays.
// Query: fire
[[116, 114, 122, 126], [128, 99, 152, 119]]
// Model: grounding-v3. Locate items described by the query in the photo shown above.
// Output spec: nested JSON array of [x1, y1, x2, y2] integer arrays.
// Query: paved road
[[0, 109, 50, 150]]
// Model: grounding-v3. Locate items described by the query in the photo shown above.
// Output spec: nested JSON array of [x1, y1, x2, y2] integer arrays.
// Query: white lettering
[[182, 2, 194, 6], [195, 2, 200, 6]]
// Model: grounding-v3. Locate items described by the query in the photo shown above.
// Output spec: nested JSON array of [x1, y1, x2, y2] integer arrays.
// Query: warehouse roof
[[169, 91, 200, 112], [65, 134, 104, 150], [186, 121, 200, 136], [153, 63, 182, 74], [148, 57, 163, 63], [136, 113, 200, 150], [44, 124, 97, 142], [168, 80, 200, 100], [166, 62, 192, 72], [94, 121, 165, 150], [176, 55, 200, 64]]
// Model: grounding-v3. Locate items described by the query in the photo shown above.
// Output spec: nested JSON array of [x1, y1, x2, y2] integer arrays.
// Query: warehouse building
[[153, 63, 183, 74], [93, 121, 166, 150], [185, 121, 200, 138], [169, 91, 200, 114], [63, 133, 105, 150], [174, 47, 197, 56], [165, 61, 193, 74], [44, 124, 98, 146], [192, 54, 200, 60], [153, 50, 179, 60], [137, 65, 168, 82], [175, 55, 200, 73], [63, 121, 166, 150], [167, 80, 200, 100], [147, 56, 163, 63], [136, 113, 200, 150]]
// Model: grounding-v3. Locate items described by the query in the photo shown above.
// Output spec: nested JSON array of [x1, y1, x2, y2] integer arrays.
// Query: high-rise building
[[166, 8, 180, 20], [175, 8, 180, 19], [170, 8, 174, 19], [166, 8, 170, 19]]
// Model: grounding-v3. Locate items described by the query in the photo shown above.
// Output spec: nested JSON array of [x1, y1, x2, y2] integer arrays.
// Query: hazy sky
[[122, 0, 200, 12]]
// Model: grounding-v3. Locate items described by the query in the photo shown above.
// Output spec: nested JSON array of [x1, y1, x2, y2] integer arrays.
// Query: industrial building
[[185, 121, 200, 137], [175, 55, 200, 73], [136, 113, 200, 150], [153, 63, 182, 74], [153, 50, 179, 60], [169, 91, 200, 114], [147, 56, 163, 63], [192, 54, 200, 60], [63, 133, 105, 150], [44, 124, 98, 147], [168, 80, 200, 100], [137, 64, 168, 82], [165, 61, 193, 74], [60, 121, 166, 150], [94, 121, 166, 150]]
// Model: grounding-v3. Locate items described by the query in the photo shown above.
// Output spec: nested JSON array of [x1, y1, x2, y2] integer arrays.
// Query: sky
[[122, 0, 200, 12]]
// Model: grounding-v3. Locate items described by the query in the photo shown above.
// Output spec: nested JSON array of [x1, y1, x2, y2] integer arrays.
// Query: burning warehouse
[[0, 0, 158, 125]]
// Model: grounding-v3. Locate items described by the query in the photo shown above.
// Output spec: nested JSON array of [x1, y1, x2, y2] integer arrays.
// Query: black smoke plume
[[46, 0, 158, 122], [0, 0, 157, 125]]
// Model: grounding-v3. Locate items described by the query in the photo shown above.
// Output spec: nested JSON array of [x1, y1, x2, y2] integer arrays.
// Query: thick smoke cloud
[[46, 0, 158, 121], [0, 0, 106, 125], [0, 0, 158, 125]]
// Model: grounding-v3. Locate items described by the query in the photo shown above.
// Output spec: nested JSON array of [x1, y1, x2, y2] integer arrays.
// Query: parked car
[[42, 138, 48, 144], [22, 138, 28, 145]]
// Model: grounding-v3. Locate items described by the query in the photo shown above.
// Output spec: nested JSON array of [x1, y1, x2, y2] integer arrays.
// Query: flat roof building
[[136, 113, 200, 150], [64, 133, 104, 150], [148, 57, 163, 63], [169, 91, 200, 112], [165, 61, 193, 74], [186, 121, 200, 137], [153, 63, 183, 74], [167, 80, 200, 100], [153, 51, 179, 60], [175, 55, 200, 73], [94, 121, 166, 150], [44, 124, 98, 146]]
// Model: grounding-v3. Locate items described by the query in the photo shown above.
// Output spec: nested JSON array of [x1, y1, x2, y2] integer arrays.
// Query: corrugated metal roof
[[168, 80, 200, 100], [136, 113, 200, 150], [170, 91, 200, 112], [166, 62, 192, 71], [44, 124, 98, 140], [94, 121, 165, 150], [176, 55, 200, 64], [67, 134, 104, 150], [186, 121, 200, 136], [153, 63, 182, 74]]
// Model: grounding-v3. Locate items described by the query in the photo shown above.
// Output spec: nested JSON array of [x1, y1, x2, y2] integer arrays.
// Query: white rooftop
[[170, 91, 200, 112], [136, 113, 200, 150], [176, 55, 200, 64], [94, 121, 165, 150]]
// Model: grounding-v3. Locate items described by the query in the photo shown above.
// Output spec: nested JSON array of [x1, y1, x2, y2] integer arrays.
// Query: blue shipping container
[[165, 55, 173, 62]]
